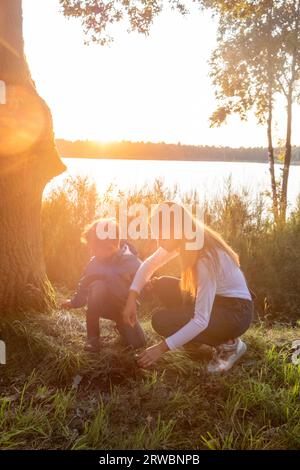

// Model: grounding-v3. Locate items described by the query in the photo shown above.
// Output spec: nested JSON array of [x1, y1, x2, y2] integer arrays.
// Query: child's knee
[[152, 276, 182, 307]]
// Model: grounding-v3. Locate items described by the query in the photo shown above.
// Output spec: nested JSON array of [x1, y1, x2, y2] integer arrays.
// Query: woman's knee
[[152, 276, 182, 308], [151, 309, 169, 336]]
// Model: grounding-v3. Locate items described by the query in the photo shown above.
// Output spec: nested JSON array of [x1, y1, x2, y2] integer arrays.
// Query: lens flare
[[0, 84, 46, 159]]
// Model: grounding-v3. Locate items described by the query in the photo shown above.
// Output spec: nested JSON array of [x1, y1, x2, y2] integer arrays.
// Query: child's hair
[[81, 217, 120, 248]]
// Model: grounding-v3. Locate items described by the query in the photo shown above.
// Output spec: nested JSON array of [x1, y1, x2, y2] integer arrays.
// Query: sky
[[22, 0, 300, 148]]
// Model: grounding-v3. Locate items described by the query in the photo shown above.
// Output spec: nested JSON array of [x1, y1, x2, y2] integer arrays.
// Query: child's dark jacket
[[69, 244, 141, 308]]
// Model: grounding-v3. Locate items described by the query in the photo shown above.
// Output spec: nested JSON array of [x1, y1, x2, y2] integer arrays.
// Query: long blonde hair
[[151, 202, 240, 298]]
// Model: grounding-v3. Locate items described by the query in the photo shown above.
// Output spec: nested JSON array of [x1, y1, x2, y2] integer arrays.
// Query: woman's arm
[[122, 247, 178, 326], [136, 257, 218, 368], [130, 246, 178, 294], [165, 258, 217, 350]]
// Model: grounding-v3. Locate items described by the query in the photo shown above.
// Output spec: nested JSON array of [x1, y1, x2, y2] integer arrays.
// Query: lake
[[45, 158, 300, 208]]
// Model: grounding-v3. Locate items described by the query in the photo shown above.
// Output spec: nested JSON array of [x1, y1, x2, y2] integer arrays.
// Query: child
[[61, 218, 146, 352]]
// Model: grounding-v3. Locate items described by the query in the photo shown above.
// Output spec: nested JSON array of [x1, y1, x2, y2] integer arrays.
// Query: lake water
[[45, 158, 300, 208]]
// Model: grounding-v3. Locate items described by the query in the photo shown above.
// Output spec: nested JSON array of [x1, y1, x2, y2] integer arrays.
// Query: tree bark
[[267, 93, 278, 224], [0, 0, 66, 315], [280, 86, 293, 223]]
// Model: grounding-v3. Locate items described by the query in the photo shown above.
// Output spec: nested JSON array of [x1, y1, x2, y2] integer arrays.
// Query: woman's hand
[[137, 341, 169, 369], [122, 290, 138, 327]]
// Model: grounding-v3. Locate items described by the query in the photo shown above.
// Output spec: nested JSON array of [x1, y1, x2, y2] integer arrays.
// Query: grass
[[1, 292, 300, 450]]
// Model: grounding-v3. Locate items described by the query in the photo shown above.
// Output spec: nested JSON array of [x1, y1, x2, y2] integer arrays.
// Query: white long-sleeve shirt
[[130, 247, 252, 350]]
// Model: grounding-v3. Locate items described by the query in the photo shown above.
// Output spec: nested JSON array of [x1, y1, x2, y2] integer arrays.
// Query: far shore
[[56, 139, 300, 165], [60, 154, 300, 165]]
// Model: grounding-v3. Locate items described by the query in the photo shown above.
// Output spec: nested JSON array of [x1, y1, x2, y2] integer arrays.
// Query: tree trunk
[[280, 0, 300, 223], [267, 88, 278, 224], [266, 1, 279, 224], [0, 0, 66, 315], [280, 86, 293, 224]]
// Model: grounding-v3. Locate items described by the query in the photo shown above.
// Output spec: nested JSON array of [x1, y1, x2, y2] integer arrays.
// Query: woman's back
[[197, 249, 251, 301]]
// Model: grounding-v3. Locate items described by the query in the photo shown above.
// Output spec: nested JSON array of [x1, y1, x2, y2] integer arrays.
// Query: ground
[[1, 290, 300, 450]]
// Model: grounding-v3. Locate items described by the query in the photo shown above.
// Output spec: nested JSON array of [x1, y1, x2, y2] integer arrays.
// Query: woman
[[122, 202, 254, 373]]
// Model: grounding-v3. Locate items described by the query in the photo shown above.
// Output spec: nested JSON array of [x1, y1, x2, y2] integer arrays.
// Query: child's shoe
[[84, 337, 100, 353]]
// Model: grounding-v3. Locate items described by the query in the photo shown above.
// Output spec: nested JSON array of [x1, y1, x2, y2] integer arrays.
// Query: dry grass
[[1, 294, 300, 450]]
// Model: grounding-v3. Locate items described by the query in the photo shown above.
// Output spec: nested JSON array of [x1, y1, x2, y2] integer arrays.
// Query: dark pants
[[149, 276, 253, 347], [86, 280, 146, 349]]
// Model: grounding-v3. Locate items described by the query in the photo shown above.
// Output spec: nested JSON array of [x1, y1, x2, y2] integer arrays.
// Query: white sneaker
[[207, 339, 247, 374]]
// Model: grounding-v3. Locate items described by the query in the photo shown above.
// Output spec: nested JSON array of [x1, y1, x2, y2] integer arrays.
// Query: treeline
[[56, 139, 300, 163]]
